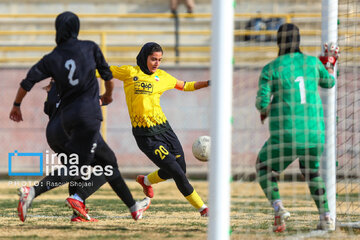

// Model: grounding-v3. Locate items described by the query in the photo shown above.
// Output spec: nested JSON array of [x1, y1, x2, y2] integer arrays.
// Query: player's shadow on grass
[[16, 224, 129, 232]]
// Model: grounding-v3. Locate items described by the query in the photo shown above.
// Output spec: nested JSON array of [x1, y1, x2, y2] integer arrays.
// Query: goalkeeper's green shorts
[[257, 141, 324, 173]]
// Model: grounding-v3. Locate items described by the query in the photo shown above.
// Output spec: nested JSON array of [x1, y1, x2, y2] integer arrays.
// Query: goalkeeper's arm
[[175, 80, 210, 91]]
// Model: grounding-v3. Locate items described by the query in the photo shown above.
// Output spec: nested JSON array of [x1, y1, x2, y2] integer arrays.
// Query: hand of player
[[100, 94, 113, 106], [42, 83, 52, 93], [42, 78, 54, 93], [9, 106, 23, 122], [260, 113, 268, 124], [260, 105, 270, 124], [319, 42, 339, 70]]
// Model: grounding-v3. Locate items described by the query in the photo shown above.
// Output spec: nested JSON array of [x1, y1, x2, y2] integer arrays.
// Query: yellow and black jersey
[[110, 65, 177, 136]]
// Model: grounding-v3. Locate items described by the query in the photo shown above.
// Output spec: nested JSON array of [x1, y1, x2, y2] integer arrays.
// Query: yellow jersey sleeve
[[95, 65, 131, 80], [95, 69, 100, 78], [109, 65, 133, 81]]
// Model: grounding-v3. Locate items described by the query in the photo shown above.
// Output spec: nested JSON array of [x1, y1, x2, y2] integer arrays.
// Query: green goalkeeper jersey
[[256, 52, 335, 148]]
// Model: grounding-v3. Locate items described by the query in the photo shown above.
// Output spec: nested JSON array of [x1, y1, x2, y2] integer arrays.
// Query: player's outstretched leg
[[155, 157, 208, 217], [139, 164, 208, 217], [156, 156, 209, 217], [130, 197, 151, 220], [184, 189, 208, 217], [17, 186, 35, 222]]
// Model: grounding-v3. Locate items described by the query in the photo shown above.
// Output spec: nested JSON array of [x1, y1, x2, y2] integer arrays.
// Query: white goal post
[[320, 0, 338, 223], [208, 0, 234, 240]]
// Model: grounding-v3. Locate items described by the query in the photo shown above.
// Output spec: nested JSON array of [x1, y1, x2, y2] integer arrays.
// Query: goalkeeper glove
[[318, 42, 339, 70]]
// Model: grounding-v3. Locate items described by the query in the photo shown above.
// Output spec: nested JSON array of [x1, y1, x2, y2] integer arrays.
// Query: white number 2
[[295, 76, 306, 104], [65, 59, 79, 86]]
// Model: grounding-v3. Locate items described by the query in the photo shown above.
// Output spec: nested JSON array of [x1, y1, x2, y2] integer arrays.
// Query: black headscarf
[[55, 11, 80, 45], [277, 23, 301, 56], [136, 42, 163, 75]]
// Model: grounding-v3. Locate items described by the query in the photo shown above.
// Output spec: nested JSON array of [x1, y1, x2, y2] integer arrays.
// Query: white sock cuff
[[198, 204, 207, 212], [320, 212, 330, 220], [144, 176, 151, 186], [73, 193, 84, 203], [130, 203, 137, 212], [272, 199, 283, 211], [272, 199, 282, 205], [30, 186, 35, 198]]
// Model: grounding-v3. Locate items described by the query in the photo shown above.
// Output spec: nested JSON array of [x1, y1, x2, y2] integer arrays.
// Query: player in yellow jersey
[[105, 42, 210, 216]]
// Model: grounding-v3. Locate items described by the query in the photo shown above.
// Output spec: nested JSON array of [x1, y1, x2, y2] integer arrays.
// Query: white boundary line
[[285, 230, 330, 239], [338, 222, 360, 229]]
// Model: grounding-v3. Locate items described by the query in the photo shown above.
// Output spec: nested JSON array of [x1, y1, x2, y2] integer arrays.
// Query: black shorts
[[46, 112, 68, 154], [134, 128, 184, 167], [135, 128, 194, 196]]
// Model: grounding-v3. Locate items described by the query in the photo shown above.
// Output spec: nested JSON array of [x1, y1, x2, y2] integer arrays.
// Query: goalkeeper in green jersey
[[255, 23, 338, 232]]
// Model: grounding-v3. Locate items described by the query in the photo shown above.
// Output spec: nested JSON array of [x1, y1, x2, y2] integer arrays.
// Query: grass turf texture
[[0, 180, 359, 239]]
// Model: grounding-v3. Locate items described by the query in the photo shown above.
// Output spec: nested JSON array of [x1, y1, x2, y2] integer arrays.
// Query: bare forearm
[[14, 86, 28, 105], [103, 79, 114, 97], [194, 80, 210, 90], [175, 80, 210, 91], [10, 86, 27, 122]]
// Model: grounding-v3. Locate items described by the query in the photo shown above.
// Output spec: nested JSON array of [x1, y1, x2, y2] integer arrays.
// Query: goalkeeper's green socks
[[257, 169, 281, 203], [307, 176, 330, 214]]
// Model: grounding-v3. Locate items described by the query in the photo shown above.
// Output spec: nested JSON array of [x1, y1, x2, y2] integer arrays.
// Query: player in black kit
[[9, 11, 150, 222], [21, 80, 148, 222]]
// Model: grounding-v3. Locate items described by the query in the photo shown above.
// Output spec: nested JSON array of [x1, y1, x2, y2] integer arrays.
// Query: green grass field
[[0, 180, 359, 239]]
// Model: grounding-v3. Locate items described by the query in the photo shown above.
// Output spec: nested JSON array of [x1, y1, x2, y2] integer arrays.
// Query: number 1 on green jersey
[[295, 76, 306, 104]]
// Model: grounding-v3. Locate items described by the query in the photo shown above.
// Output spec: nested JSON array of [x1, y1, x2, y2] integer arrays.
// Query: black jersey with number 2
[[20, 38, 112, 120]]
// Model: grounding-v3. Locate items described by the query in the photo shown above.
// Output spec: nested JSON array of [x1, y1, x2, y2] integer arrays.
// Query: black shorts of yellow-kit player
[[134, 128, 194, 196]]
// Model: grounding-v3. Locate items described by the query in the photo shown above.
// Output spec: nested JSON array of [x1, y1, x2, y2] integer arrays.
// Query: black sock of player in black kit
[[68, 174, 107, 201], [33, 168, 72, 197], [88, 137, 136, 208], [108, 174, 136, 209]]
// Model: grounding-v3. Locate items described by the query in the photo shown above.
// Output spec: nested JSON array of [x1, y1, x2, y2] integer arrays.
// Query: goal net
[[336, 0, 360, 228], [230, 0, 359, 237]]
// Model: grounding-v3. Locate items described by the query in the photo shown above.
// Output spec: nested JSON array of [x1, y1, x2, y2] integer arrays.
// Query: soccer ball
[[192, 136, 211, 162]]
